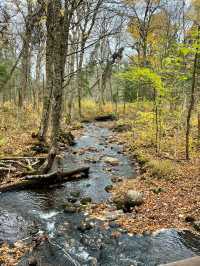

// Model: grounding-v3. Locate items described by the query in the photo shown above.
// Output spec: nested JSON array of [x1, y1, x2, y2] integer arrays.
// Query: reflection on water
[[0, 123, 199, 265]]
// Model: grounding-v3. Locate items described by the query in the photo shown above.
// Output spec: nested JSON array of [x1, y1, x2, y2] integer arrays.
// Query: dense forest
[[0, 0, 200, 265]]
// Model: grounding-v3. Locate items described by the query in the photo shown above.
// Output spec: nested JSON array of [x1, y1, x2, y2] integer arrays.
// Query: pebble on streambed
[[77, 221, 94, 232], [105, 185, 113, 192], [64, 202, 82, 213], [103, 156, 120, 166], [64, 196, 93, 213], [80, 197, 92, 205]]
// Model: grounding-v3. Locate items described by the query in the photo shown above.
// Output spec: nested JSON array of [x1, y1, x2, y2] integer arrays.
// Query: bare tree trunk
[[67, 46, 76, 123], [35, 44, 43, 84], [100, 62, 112, 105], [76, 0, 102, 117], [37, 1, 54, 142], [77, 51, 84, 118], [155, 105, 159, 153], [19, 40, 31, 107], [19, 31, 32, 107], [185, 27, 199, 160], [19, 2, 33, 108], [42, 0, 72, 173], [198, 112, 200, 143], [34, 44, 44, 110], [142, 35, 148, 66]]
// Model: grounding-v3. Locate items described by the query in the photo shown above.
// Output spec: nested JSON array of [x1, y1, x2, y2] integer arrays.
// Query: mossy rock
[[193, 221, 200, 231], [64, 203, 77, 213], [31, 143, 49, 154], [59, 130, 75, 146], [80, 197, 92, 205], [63, 202, 81, 213], [105, 185, 113, 192], [113, 124, 132, 132], [70, 191, 80, 198], [113, 190, 144, 212], [77, 221, 94, 232]]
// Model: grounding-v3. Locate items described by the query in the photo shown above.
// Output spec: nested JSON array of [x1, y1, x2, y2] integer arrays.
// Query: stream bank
[[0, 122, 199, 266]]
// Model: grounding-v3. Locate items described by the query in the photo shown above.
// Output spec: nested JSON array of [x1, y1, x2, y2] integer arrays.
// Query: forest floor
[[0, 102, 199, 235], [0, 103, 40, 157], [0, 103, 83, 158], [0, 103, 84, 188], [89, 121, 200, 234]]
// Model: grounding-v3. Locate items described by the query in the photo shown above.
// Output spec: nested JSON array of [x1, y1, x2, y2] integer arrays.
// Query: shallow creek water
[[0, 123, 200, 265]]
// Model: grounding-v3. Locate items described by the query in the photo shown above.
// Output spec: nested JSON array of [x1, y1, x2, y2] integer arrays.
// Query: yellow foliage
[[188, 0, 200, 22]]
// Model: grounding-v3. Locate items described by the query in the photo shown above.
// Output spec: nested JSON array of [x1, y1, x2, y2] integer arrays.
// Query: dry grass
[[0, 101, 85, 157], [145, 159, 177, 179], [0, 102, 40, 157]]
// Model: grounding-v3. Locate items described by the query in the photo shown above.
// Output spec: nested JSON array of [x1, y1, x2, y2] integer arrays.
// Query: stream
[[0, 123, 200, 266]]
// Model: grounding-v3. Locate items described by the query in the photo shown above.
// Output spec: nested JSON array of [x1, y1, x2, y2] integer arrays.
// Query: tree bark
[[37, 1, 54, 142], [19, 2, 33, 108], [43, 0, 72, 172], [198, 112, 200, 143], [185, 27, 199, 160], [77, 50, 84, 118]]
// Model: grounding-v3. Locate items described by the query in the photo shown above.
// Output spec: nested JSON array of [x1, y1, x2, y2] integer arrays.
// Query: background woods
[[0, 0, 200, 163]]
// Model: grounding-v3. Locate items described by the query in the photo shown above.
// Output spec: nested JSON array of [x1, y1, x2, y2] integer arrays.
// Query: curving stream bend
[[0, 123, 200, 266]]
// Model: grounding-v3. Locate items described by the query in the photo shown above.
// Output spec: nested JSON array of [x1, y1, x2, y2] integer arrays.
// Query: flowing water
[[0, 123, 200, 266]]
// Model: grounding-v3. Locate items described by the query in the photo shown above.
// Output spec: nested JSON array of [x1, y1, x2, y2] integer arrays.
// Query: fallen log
[[0, 166, 89, 193], [94, 114, 117, 121]]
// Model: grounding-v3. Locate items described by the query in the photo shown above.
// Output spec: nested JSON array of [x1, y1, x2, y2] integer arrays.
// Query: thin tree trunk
[[37, 1, 54, 142], [198, 112, 200, 143], [155, 105, 159, 153], [50, 0, 64, 147], [185, 28, 199, 160], [153, 88, 159, 153], [142, 36, 148, 66], [19, 8, 32, 108], [77, 51, 84, 118]]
